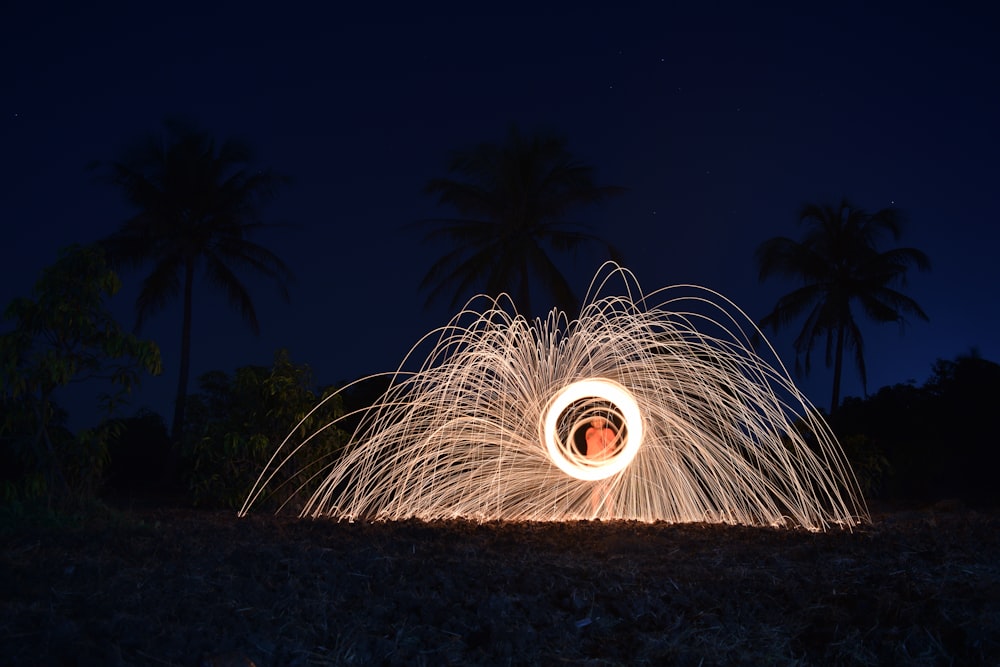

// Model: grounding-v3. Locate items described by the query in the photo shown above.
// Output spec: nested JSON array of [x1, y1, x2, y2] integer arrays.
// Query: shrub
[[184, 350, 348, 509]]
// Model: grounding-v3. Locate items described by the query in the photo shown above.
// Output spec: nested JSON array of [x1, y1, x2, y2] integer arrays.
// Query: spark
[[242, 263, 867, 530]]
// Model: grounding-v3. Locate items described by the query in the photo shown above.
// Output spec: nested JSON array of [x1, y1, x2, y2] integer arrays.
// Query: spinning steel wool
[[242, 264, 866, 530]]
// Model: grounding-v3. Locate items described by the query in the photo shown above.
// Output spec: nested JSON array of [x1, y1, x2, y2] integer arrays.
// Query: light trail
[[241, 264, 868, 530]]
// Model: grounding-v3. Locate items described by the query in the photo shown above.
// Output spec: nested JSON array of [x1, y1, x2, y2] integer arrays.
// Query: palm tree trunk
[[831, 325, 845, 415], [171, 259, 195, 455]]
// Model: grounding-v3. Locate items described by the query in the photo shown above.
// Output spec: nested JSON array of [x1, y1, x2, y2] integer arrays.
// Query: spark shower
[[242, 264, 867, 530]]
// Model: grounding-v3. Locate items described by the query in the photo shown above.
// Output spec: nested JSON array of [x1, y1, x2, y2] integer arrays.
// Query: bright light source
[[242, 263, 868, 530], [542, 378, 643, 481]]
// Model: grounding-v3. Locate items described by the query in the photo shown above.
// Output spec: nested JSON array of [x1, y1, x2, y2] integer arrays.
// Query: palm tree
[[98, 118, 293, 447], [413, 125, 625, 318], [755, 198, 931, 414]]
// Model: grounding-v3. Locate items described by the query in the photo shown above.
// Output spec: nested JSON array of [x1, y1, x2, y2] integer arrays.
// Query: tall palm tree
[[98, 118, 293, 447], [755, 198, 931, 414], [413, 125, 625, 318]]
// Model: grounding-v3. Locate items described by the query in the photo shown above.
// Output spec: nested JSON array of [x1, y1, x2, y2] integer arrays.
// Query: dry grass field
[[1, 503, 997, 666]]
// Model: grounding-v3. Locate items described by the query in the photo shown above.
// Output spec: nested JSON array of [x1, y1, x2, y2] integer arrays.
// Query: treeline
[[831, 351, 1000, 507], [6, 347, 996, 515], [1, 345, 350, 512], [0, 119, 976, 519]]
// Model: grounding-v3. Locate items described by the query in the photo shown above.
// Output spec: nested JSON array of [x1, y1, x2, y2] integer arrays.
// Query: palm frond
[[134, 257, 183, 331], [758, 198, 930, 411], [412, 126, 624, 316]]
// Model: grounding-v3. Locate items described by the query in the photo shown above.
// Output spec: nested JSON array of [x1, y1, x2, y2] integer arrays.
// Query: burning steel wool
[[241, 264, 867, 530]]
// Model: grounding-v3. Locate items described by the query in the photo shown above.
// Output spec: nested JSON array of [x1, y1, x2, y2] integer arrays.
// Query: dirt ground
[[1, 503, 998, 666]]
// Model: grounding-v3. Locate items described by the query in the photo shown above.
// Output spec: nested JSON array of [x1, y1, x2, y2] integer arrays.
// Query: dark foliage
[[0, 395, 74, 503], [182, 350, 348, 510], [833, 352, 1000, 506], [0, 245, 161, 506], [413, 124, 624, 318], [101, 410, 173, 500]]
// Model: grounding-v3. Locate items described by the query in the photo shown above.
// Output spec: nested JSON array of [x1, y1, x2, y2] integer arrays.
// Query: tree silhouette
[[755, 198, 931, 414], [0, 245, 161, 502], [832, 350, 1000, 505], [412, 125, 625, 318], [98, 118, 293, 449], [184, 349, 347, 510]]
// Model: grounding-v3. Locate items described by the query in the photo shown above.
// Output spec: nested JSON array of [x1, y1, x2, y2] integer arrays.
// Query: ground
[[1, 503, 998, 666]]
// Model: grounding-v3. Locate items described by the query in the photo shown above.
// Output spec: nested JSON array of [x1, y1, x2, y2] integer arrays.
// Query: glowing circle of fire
[[242, 263, 868, 530], [542, 378, 643, 481]]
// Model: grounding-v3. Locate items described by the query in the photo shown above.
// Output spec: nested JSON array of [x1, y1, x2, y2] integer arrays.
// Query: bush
[[832, 352, 1000, 507], [839, 434, 890, 498], [183, 350, 348, 510]]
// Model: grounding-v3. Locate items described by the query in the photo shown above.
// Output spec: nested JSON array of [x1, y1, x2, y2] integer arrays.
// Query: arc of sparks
[[242, 263, 868, 530]]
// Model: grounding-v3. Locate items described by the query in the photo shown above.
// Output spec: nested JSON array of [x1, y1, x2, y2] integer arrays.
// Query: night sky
[[4, 3, 998, 427]]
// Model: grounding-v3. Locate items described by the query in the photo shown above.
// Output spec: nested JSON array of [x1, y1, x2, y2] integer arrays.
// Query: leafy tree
[[833, 382, 928, 500], [0, 245, 161, 504], [413, 124, 625, 318], [920, 350, 1000, 504], [755, 198, 931, 413], [0, 394, 74, 504], [97, 117, 294, 450], [831, 350, 1000, 506], [837, 433, 891, 499], [184, 349, 347, 509]]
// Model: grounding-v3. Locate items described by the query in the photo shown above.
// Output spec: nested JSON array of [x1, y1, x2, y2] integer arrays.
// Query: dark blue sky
[[4, 2, 998, 426]]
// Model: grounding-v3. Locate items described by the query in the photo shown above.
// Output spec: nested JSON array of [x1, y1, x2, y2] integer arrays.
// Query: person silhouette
[[585, 416, 617, 459], [585, 416, 618, 516]]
